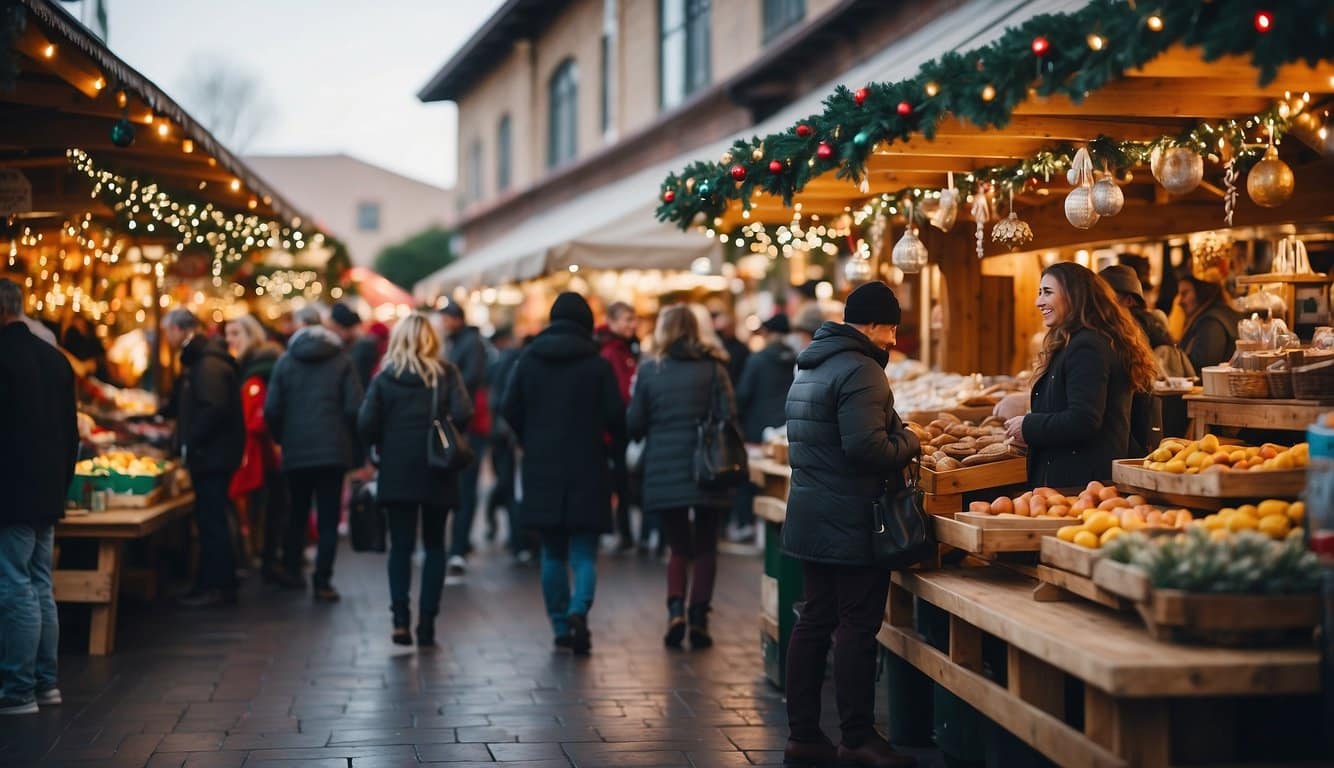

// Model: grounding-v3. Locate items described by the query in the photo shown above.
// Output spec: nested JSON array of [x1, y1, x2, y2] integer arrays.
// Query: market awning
[[414, 0, 1077, 300]]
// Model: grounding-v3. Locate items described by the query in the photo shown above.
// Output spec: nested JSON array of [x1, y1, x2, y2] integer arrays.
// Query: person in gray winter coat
[[627, 304, 741, 650], [781, 282, 918, 768], [264, 306, 363, 602]]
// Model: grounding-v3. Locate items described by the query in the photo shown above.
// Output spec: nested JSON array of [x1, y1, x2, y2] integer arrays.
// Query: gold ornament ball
[[751, 147, 764, 162], [720, 151, 733, 165], [1064, 186, 1100, 230], [981, 84, 996, 102], [1155, 147, 1204, 195], [1246, 145, 1294, 208], [1091, 176, 1124, 217]]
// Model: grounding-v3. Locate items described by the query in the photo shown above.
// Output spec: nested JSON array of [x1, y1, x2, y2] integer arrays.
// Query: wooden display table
[[750, 455, 799, 688], [879, 567, 1319, 768], [54, 493, 195, 655], [1184, 393, 1331, 438]]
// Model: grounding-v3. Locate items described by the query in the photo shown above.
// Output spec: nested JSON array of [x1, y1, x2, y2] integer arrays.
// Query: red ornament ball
[[896, 101, 912, 117], [769, 159, 784, 174], [1254, 10, 1272, 32], [662, 190, 675, 203], [1031, 35, 1050, 55], [854, 87, 870, 106], [816, 142, 834, 160], [796, 123, 812, 137], [729, 164, 747, 182]]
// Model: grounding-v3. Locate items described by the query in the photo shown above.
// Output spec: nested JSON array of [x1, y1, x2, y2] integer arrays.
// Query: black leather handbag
[[871, 457, 935, 569], [427, 371, 474, 472], [693, 361, 748, 489]]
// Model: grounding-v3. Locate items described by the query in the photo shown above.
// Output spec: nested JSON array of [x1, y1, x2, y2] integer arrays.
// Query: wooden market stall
[[658, 2, 1334, 765], [2, 1, 335, 652]]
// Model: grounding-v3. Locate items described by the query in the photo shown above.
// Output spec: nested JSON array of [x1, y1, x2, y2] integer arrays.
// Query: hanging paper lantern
[[1154, 147, 1204, 195], [844, 256, 873, 283], [892, 227, 928, 274], [1246, 144, 1294, 208], [1064, 148, 1099, 229], [1091, 175, 1124, 216]]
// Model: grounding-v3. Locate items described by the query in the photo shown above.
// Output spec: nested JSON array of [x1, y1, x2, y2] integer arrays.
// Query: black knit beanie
[[843, 281, 901, 325], [549, 292, 594, 334]]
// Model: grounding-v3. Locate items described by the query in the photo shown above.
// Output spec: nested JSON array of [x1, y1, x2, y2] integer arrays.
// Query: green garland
[[656, 0, 1334, 229]]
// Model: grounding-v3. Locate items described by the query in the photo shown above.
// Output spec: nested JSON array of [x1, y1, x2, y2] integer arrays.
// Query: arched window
[[548, 59, 578, 168], [496, 114, 512, 191]]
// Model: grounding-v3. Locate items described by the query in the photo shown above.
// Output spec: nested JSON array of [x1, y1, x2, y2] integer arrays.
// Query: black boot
[[391, 602, 412, 646], [688, 603, 712, 649], [416, 614, 436, 648], [568, 613, 591, 655], [664, 598, 686, 648]]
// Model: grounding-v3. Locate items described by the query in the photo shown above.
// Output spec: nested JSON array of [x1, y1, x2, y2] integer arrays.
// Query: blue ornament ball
[[110, 118, 135, 148]]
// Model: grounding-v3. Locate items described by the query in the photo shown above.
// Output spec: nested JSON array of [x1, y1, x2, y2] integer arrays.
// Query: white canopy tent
[[413, 0, 1079, 301]]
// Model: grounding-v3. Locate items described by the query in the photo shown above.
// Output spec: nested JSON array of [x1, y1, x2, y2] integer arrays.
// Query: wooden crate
[[920, 457, 1027, 495], [1091, 559, 1152, 603], [934, 513, 1069, 555], [106, 486, 163, 509], [1036, 537, 1129, 610], [1040, 535, 1099, 577], [1111, 459, 1305, 510]]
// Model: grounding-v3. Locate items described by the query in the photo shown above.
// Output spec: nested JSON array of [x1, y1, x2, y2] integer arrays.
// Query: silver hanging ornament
[[970, 184, 991, 259], [844, 256, 873, 283], [1091, 172, 1124, 216], [1154, 146, 1204, 195], [1064, 148, 1099, 229], [891, 201, 928, 273], [991, 187, 1034, 251], [930, 171, 960, 232]]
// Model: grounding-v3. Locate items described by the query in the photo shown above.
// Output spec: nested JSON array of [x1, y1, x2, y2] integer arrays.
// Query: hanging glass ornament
[[1246, 142, 1294, 208], [892, 201, 928, 273], [970, 183, 991, 259], [1064, 147, 1099, 229], [1091, 171, 1124, 216], [867, 211, 888, 262], [844, 256, 873, 283], [1154, 146, 1204, 195], [930, 171, 960, 232], [991, 187, 1034, 252]]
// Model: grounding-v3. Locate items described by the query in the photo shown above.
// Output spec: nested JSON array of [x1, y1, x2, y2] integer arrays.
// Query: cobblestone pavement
[[1, 539, 940, 767]]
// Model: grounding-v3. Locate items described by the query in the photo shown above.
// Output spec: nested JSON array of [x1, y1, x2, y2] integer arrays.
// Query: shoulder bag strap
[[430, 370, 440, 424]]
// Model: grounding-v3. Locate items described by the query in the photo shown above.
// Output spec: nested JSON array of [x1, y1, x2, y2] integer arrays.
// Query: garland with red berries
[[656, 0, 1334, 229]]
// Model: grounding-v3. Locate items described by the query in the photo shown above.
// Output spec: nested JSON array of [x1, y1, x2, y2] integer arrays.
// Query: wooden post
[[1007, 646, 1065, 718], [948, 615, 983, 672], [87, 539, 123, 655], [1084, 686, 1170, 768]]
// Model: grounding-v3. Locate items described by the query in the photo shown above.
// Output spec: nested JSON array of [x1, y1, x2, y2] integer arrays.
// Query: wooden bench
[[54, 493, 195, 655], [879, 567, 1320, 768]]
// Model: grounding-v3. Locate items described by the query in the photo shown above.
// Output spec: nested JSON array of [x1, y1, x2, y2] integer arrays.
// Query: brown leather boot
[[836, 734, 916, 767], [783, 737, 838, 767]]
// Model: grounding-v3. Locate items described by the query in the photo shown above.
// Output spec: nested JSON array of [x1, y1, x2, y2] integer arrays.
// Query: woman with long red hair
[[1005, 262, 1159, 487]]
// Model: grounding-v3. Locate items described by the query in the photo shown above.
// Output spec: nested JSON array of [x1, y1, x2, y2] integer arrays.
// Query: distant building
[[246, 154, 455, 267]]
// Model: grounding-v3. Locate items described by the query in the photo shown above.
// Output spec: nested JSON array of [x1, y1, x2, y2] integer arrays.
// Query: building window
[[466, 138, 483, 202], [496, 114, 512, 192], [356, 201, 380, 232], [659, 0, 710, 110], [548, 58, 578, 168], [763, 0, 804, 42]]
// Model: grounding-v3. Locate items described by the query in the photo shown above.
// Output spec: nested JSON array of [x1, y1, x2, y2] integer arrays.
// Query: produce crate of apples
[[906, 414, 1018, 470], [1141, 434, 1308, 474], [967, 481, 1193, 550]]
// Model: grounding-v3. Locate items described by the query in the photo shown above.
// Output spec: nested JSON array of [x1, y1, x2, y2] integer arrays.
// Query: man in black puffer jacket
[[161, 309, 245, 607], [781, 282, 919, 768], [265, 306, 363, 602]]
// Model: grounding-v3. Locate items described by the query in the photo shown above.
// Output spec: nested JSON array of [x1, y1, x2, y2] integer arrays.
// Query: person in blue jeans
[[502, 293, 626, 654], [0, 279, 79, 715]]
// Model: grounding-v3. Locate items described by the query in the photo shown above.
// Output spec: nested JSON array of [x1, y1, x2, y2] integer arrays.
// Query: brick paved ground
[[0, 540, 942, 767]]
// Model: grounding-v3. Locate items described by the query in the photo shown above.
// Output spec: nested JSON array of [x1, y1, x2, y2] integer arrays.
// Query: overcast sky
[[84, 0, 505, 190]]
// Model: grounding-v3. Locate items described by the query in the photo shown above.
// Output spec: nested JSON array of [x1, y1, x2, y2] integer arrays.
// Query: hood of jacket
[[595, 326, 639, 355], [796, 321, 889, 370], [240, 343, 281, 382], [527, 320, 599, 361], [765, 339, 798, 366], [663, 337, 725, 363], [287, 325, 344, 362], [181, 335, 237, 371]]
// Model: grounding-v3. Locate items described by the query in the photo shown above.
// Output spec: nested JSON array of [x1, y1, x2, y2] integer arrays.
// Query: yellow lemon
[[1256, 499, 1289, 519], [1202, 514, 1225, 531], [1257, 515, 1291, 539], [1084, 512, 1116, 535], [1073, 530, 1100, 549], [1199, 434, 1220, 453], [1288, 501, 1305, 522], [1099, 527, 1124, 546], [1057, 525, 1082, 543], [1227, 512, 1259, 532], [1163, 459, 1187, 474]]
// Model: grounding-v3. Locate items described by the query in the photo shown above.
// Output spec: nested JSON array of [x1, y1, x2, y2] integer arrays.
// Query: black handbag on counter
[[871, 457, 935, 569], [693, 361, 748, 489]]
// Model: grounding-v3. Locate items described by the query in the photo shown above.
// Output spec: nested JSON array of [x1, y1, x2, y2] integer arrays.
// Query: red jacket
[[229, 362, 281, 501], [596, 326, 638, 404]]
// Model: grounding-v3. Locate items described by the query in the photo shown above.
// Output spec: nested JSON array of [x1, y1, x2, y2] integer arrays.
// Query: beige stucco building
[[246, 154, 455, 268]]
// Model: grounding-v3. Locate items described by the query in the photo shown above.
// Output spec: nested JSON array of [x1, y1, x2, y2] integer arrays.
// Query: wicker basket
[[1292, 358, 1334, 401], [1227, 369, 1270, 399], [1266, 361, 1294, 399]]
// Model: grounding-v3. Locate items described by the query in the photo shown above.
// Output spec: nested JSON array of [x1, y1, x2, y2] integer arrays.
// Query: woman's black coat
[[1022, 328, 1133, 487], [627, 339, 741, 512], [1181, 302, 1241, 373], [736, 339, 796, 443], [502, 321, 626, 534], [357, 363, 472, 506]]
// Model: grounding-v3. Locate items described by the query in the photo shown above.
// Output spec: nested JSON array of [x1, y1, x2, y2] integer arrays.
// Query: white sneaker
[[444, 555, 467, 585], [37, 688, 61, 706], [0, 699, 38, 715]]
